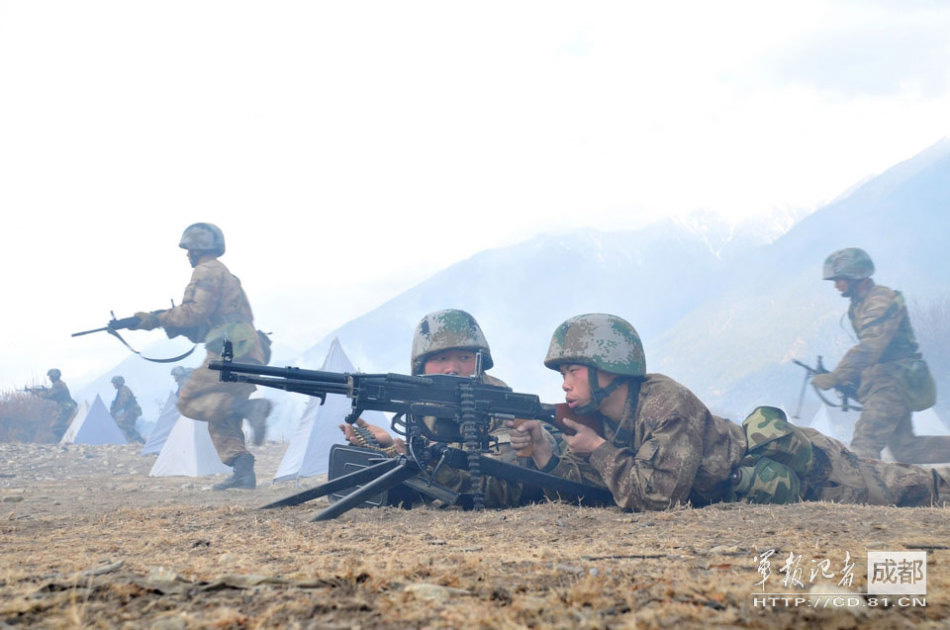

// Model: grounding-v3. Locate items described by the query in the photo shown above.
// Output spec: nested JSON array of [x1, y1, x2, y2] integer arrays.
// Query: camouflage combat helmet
[[179, 222, 226, 256], [544, 313, 646, 377], [47, 368, 62, 380], [822, 247, 874, 281], [111, 375, 125, 386], [410, 309, 493, 375]]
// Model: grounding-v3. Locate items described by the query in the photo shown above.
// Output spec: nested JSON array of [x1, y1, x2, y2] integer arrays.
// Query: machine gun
[[791, 356, 861, 419], [72, 309, 197, 363], [209, 342, 613, 521]]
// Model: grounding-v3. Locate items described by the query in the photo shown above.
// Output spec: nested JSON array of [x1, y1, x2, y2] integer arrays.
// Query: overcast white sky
[[2, 0, 949, 393]]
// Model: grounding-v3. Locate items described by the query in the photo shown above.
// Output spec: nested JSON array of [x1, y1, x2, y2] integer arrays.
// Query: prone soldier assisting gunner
[[338, 308, 560, 508], [811, 247, 948, 463], [109, 375, 144, 443], [510, 313, 950, 511], [131, 223, 272, 490]]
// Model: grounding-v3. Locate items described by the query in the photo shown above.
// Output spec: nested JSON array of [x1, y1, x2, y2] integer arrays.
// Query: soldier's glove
[[132, 311, 162, 331], [811, 373, 838, 391]]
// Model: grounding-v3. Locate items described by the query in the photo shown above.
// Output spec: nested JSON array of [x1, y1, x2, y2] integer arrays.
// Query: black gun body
[[207, 352, 608, 520], [208, 360, 557, 426]]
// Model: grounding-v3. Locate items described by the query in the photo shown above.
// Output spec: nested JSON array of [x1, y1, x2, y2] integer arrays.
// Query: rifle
[[209, 342, 613, 521], [72, 309, 198, 363], [19, 385, 48, 395], [71, 311, 147, 338], [792, 356, 861, 418]]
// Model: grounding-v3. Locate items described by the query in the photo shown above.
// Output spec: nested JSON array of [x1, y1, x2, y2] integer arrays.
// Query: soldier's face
[[834, 278, 852, 297], [559, 364, 593, 409], [423, 350, 477, 376]]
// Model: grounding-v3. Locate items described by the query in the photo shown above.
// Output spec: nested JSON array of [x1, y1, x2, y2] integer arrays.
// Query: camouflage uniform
[[820, 248, 947, 462], [160, 256, 266, 464], [136, 224, 269, 484], [39, 370, 78, 441], [541, 313, 949, 511], [109, 378, 144, 443]]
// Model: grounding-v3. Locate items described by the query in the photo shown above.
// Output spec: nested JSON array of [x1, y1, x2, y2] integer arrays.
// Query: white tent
[[141, 392, 179, 455], [60, 394, 127, 445], [274, 337, 392, 482], [149, 415, 231, 477], [912, 407, 950, 435]]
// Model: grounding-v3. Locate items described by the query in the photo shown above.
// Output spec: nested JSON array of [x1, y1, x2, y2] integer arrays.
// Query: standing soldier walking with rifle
[[29, 368, 78, 442], [131, 223, 272, 489], [109, 376, 144, 443], [812, 247, 947, 463]]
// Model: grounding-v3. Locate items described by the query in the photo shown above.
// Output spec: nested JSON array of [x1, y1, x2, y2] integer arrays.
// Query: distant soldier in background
[[813, 247, 949, 463], [109, 375, 144, 443], [32, 368, 78, 442], [170, 366, 194, 396], [132, 223, 272, 490]]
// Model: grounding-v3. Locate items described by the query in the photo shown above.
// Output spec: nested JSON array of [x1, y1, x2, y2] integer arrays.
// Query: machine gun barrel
[[209, 352, 558, 433]]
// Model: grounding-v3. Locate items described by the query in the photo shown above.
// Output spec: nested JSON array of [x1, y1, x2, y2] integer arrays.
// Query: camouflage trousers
[[52, 407, 75, 443], [734, 407, 944, 507], [114, 411, 143, 444], [851, 364, 950, 464], [177, 350, 257, 466]]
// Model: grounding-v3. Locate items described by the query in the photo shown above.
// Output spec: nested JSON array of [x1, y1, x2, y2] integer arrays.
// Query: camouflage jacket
[[158, 256, 265, 362], [831, 282, 919, 390], [41, 380, 77, 410], [547, 373, 746, 511], [110, 385, 141, 418]]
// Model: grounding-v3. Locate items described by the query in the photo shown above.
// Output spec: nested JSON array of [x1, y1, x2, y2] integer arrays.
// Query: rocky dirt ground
[[1, 441, 949, 629]]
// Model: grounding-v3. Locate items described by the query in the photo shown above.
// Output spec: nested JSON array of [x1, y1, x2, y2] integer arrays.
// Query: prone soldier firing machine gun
[[209, 341, 613, 521], [792, 355, 861, 419]]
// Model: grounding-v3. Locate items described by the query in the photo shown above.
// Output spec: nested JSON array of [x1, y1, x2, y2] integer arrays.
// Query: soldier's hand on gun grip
[[811, 372, 838, 391], [561, 417, 606, 455], [132, 311, 161, 331]]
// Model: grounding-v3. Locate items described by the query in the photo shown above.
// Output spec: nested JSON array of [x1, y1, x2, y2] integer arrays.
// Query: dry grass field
[[1, 441, 949, 629]]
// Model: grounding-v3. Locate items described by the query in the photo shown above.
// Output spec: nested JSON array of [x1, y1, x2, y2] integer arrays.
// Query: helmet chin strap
[[573, 367, 626, 416]]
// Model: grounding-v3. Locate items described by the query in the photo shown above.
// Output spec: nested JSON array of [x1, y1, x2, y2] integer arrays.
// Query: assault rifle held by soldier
[[71, 311, 151, 338], [208, 341, 612, 521], [792, 355, 860, 419], [72, 308, 199, 363]]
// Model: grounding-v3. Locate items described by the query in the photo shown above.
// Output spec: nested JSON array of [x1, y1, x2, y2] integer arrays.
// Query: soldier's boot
[[212, 453, 256, 490], [241, 399, 273, 446]]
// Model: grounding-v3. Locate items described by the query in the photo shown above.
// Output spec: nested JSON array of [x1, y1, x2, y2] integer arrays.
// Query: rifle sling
[[107, 328, 198, 364]]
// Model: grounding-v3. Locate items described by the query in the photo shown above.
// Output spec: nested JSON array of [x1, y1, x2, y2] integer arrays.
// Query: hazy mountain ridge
[[77, 138, 950, 443], [654, 137, 950, 422]]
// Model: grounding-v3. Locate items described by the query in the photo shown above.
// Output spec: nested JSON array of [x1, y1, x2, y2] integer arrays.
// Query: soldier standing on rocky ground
[[33, 368, 78, 442], [812, 247, 950, 463], [132, 223, 272, 490], [510, 313, 950, 511], [109, 375, 144, 443]]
